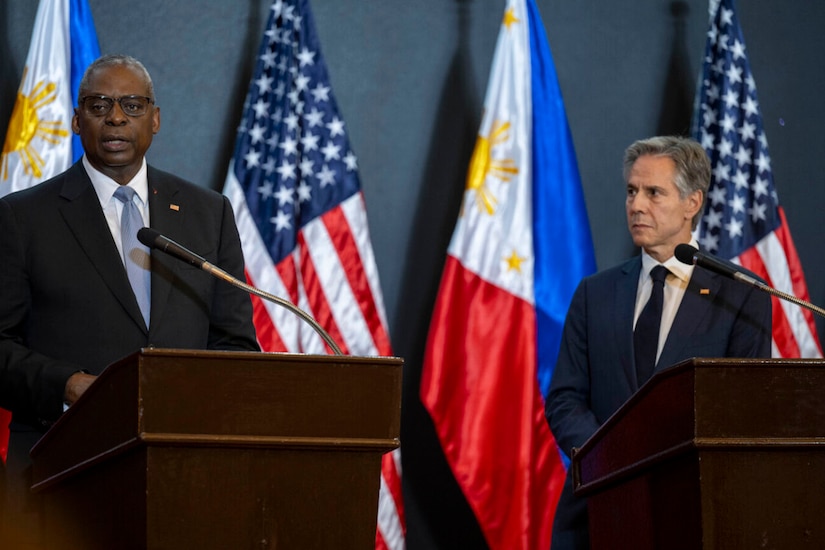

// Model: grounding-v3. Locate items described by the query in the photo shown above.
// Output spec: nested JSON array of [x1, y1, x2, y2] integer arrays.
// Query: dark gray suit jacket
[[0, 161, 259, 435], [545, 254, 771, 550]]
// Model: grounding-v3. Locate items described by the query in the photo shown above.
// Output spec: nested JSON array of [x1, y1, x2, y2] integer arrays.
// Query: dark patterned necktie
[[634, 265, 669, 385]]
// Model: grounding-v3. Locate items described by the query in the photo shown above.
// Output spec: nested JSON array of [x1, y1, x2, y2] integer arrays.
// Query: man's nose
[[628, 193, 646, 212], [105, 102, 128, 124]]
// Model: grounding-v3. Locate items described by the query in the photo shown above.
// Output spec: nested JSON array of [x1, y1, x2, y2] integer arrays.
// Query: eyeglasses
[[78, 95, 155, 117]]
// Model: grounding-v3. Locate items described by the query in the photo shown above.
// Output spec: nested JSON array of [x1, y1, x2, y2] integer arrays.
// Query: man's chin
[[629, 232, 648, 249], [94, 156, 134, 171]]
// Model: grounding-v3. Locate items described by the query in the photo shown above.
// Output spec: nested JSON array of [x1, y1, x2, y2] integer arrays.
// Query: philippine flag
[[419, 0, 596, 548]]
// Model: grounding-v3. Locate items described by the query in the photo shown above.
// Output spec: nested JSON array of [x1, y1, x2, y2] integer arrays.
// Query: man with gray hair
[[545, 136, 771, 549], [0, 54, 259, 548]]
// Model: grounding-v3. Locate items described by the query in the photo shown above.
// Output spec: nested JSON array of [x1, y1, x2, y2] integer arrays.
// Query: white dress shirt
[[83, 155, 150, 271], [633, 240, 698, 363]]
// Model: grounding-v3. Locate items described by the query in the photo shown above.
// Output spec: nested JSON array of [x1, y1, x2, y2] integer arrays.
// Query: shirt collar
[[640, 238, 698, 284], [83, 156, 149, 206]]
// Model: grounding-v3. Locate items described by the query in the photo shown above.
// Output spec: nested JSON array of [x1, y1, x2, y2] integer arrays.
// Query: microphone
[[674, 244, 760, 287], [138, 227, 208, 269], [674, 243, 825, 319], [137, 228, 344, 355]]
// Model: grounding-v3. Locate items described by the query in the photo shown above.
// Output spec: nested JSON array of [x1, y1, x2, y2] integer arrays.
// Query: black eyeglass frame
[[77, 95, 155, 117]]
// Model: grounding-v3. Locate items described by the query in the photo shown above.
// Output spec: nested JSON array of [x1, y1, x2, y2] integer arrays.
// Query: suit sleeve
[[545, 278, 601, 458], [0, 199, 82, 424], [205, 196, 260, 352]]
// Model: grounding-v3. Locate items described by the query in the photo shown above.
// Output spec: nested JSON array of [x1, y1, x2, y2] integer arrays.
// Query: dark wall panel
[[3, 1, 824, 547]]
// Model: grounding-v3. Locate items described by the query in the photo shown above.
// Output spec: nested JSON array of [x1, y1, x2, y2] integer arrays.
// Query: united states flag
[[221, 0, 404, 547], [693, 0, 822, 358]]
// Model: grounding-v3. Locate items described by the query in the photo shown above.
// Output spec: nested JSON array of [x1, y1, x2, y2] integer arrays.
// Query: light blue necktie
[[114, 186, 151, 327]]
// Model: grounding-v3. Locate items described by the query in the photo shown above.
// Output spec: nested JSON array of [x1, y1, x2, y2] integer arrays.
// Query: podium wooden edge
[[31, 347, 403, 454], [32, 433, 399, 493], [30, 347, 404, 491], [571, 356, 825, 497]]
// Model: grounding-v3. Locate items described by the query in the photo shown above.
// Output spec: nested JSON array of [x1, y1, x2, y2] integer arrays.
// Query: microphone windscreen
[[137, 227, 161, 248], [674, 243, 698, 265]]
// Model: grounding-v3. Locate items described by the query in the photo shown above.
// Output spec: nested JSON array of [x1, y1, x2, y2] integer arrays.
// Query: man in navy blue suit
[[0, 54, 259, 548], [545, 136, 771, 550]]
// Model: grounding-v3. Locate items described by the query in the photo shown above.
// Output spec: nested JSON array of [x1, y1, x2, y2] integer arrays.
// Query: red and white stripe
[[225, 166, 405, 548], [225, 168, 391, 356], [375, 448, 405, 550], [735, 208, 822, 358]]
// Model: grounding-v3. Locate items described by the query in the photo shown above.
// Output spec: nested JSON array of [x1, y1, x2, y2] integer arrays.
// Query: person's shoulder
[[567, 257, 639, 302], [582, 256, 639, 284], [1, 163, 79, 208], [147, 165, 208, 193], [147, 165, 226, 203]]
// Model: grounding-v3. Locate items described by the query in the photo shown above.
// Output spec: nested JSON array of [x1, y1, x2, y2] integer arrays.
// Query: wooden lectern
[[30, 348, 402, 549], [573, 358, 825, 550]]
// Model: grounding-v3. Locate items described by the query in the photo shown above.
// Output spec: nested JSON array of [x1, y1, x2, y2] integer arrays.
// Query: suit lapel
[[615, 258, 641, 386], [57, 163, 148, 333], [657, 266, 722, 370], [147, 168, 183, 330]]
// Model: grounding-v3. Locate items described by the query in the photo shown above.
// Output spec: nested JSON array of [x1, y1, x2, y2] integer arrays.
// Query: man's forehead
[[627, 157, 677, 186], [627, 178, 673, 188], [85, 65, 148, 91]]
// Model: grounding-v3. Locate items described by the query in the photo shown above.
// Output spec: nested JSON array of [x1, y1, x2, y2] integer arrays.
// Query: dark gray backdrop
[[3, 1, 824, 547]]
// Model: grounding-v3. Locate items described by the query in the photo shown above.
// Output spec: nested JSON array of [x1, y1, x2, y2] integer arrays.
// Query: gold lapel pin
[[170, 204, 180, 211], [700, 288, 710, 295]]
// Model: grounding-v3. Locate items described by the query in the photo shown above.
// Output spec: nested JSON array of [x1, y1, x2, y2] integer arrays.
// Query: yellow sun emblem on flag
[[464, 120, 518, 215], [1, 70, 70, 181]]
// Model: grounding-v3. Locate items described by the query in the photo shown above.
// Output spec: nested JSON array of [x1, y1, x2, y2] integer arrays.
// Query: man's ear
[[685, 190, 703, 220], [152, 107, 160, 135]]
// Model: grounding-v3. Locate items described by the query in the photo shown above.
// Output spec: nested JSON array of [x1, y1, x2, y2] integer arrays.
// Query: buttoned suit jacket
[[0, 161, 259, 435], [545, 254, 771, 550]]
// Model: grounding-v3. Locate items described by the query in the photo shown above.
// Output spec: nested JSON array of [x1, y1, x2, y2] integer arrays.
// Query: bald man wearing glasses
[[0, 54, 259, 548]]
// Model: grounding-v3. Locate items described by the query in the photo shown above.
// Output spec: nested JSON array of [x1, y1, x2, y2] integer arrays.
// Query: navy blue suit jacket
[[545, 254, 771, 549]]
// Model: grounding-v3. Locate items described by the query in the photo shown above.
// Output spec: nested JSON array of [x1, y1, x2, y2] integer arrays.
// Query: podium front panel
[[30, 349, 403, 550], [573, 358, 825, 550]]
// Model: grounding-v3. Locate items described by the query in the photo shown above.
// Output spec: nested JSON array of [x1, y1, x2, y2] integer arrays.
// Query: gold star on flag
[[503, 7, 520, 29], [504, 249, 525, 272]]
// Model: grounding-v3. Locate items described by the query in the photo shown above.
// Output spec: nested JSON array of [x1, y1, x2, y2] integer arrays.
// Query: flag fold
[[692, 0, 822, 358], [0, 0, 99, 462], [420, 1, 596, 548], [221, 1, 403, 547]]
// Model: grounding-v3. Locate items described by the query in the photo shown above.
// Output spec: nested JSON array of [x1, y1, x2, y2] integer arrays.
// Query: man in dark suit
[[545, 136, 771, 550], [0, 54, 259, 547]]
